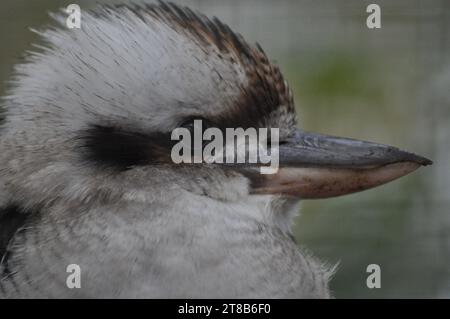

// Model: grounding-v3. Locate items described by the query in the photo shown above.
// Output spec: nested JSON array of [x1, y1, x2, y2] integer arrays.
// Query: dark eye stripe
[[0, 205, 33, 277], [78, 124, 174, 171]]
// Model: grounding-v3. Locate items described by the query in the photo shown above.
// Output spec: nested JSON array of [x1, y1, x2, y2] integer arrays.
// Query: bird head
[[1, 2, 431, 218]]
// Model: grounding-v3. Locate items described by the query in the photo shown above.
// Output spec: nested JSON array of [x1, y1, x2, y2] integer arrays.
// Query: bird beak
[[250, 129, 432, 199]]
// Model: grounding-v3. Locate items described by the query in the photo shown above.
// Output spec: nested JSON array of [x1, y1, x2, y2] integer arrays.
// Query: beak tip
[[406, 153, 433, 166], [422, 158, 433, 166], [423, 160, 433, 166]]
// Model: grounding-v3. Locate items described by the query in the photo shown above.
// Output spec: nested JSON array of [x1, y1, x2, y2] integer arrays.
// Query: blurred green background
[[0, 0, 449, 298]]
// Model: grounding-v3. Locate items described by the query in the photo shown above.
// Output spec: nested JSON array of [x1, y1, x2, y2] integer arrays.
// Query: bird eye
[[178, 118, 216, 151], [179, 117, 213, 132], [179, 119, 195, 132]]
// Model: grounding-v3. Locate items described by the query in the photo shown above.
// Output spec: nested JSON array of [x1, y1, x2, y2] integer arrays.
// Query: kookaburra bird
[[0, 2, 431, 298]]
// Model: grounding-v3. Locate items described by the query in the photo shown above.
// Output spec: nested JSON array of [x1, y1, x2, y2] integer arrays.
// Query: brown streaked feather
[[100, 1, 296, 130]]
